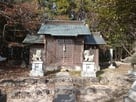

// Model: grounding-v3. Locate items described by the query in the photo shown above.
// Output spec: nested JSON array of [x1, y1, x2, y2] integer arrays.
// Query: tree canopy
[[0, 0, 136, 55]]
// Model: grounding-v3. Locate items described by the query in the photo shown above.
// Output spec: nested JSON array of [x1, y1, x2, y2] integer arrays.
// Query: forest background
[[0, 0, 135, 60]]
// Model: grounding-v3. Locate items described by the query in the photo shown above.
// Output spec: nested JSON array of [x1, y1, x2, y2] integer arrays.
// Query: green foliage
[[87, 0, 136, 47], [56, 0, 70, 14], [36, 0, 135, 47], [2, 0, 136, 48]]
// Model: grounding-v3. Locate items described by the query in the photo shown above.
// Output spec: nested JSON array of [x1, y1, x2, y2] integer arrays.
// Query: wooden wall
[[45, 36, 84, 66], [94, 49, 99, 69]]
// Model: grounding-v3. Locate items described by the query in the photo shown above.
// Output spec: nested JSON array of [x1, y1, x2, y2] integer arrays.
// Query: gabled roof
[[37, 20, 91, 36], [84, 35, 106, 45], [23, 34, 44, 44]]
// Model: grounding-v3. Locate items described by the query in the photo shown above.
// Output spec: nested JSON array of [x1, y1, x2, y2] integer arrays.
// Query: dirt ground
[[0, 61, 134, 102], [0, 64, 29, 79], [0, 61, 132, 79]]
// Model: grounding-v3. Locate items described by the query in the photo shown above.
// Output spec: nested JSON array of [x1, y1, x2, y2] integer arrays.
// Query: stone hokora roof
[[37, 20, 91, 36]]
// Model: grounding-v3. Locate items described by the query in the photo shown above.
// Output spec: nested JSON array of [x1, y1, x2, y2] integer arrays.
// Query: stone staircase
[[53, 86, 77, 102], [53, 76, 77, 102]]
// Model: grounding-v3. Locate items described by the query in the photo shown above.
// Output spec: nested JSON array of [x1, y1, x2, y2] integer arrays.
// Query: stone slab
[[53, 94, 76, 102]]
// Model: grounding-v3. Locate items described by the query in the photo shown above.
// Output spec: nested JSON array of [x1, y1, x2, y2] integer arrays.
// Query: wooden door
[[74, 40, 83, 64], [56, 39, 74, 65], [64, 39, 74, 64]]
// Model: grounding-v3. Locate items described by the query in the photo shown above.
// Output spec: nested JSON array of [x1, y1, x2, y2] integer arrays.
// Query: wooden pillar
[[94, 49, 99, 69]]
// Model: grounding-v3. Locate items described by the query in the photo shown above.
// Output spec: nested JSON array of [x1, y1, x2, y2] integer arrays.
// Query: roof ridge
[[44, 20, 84, 25]]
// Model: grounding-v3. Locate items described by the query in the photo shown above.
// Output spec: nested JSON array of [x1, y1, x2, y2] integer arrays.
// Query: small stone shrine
[[29, 50, 44, 76]]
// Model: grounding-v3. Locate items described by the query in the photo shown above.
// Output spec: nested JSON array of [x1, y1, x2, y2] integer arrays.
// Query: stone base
[[81, 62, 96, 77], [81, 71, 96, 77], [29, 70, 44, 77]]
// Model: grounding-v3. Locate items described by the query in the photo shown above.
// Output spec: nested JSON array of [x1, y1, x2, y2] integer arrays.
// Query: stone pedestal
[[81, 62, 96, 77], [108, 64, 116, 69], [29, 61, 44, 77]]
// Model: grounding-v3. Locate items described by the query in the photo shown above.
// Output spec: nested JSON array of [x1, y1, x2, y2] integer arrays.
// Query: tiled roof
[[23, 34, 44, 44], [84, 35, 106, 45], [37, 20, 91, 36]]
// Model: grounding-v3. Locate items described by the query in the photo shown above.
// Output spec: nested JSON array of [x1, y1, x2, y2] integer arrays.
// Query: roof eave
[[37, 33, 91, 37]]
